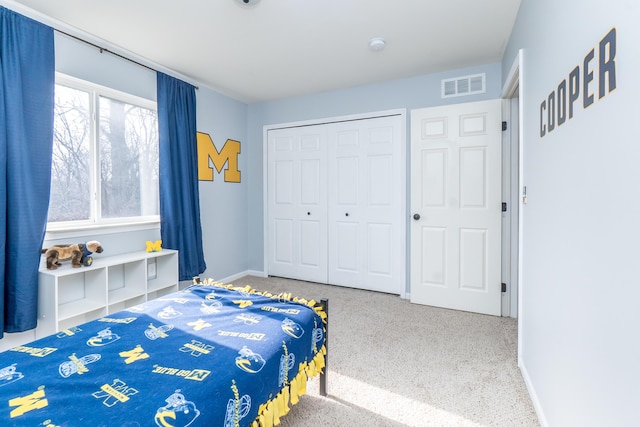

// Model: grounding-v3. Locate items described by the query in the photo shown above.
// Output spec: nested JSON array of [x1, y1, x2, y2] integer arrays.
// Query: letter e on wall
[[197, 132, 241, 183]]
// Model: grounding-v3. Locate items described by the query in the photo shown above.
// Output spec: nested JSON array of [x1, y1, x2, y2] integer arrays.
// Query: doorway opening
[[502, 49, 524, 357]]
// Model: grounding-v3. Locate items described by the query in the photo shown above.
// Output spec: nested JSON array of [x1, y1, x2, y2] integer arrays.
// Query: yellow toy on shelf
[[146, 240, 162, 252]]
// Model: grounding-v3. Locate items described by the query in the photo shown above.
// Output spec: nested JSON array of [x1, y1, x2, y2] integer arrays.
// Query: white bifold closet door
[[267, 124, 328, 284], [267, 114, 404, 295], [327, 116, 404, 293]]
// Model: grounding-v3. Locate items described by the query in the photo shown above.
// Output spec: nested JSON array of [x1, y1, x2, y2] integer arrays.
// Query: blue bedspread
[[0, 283, 326, 427]]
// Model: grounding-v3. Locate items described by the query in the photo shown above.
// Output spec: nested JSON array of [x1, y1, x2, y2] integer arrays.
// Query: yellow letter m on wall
[[197, 132, 241, 183]]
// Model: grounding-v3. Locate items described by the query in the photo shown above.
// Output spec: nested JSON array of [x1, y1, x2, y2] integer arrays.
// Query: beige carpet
[[230, 275, 539, 427]]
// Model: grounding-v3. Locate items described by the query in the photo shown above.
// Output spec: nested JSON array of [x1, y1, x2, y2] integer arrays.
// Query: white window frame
[[46, 73, 160, 236]]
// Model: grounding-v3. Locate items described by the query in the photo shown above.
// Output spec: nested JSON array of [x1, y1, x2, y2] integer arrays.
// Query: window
[[48, 75, 159, 230]]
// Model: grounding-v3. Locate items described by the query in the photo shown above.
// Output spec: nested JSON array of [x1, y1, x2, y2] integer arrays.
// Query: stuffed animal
[[41, 240, 104, 270]]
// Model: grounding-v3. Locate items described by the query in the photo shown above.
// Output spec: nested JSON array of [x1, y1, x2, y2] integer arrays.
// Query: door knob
[[307, 212, 311, 215], [413, 213, 421, 220], [345, 213, 349, 217]]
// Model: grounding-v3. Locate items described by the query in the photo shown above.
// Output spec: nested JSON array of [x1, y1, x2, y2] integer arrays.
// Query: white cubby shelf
[[37, 249, 178, 339]]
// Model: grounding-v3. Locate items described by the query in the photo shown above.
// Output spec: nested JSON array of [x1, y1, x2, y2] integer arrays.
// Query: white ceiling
[[8, 0, 521, 103]]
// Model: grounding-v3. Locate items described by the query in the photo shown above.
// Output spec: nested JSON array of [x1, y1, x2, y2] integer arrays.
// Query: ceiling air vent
[[441, 73, 486, 98]]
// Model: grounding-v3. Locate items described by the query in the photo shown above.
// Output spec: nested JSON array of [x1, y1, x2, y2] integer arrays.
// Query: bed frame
[[319, 298, 328, 397]]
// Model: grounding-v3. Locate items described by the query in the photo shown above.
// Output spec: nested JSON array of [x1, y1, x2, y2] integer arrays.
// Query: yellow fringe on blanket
[[251, 345, 327, 427], [194, 278, 327, 324], [194, 278, 328, 427]]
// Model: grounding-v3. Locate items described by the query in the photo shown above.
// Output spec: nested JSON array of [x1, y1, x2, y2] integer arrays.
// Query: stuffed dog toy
[[41, 240, 104, 269]]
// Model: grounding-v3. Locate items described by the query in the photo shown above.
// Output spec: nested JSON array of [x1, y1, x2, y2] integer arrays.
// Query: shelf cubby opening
[[58, 307, 107, 331], [108, 261, 146, 304]]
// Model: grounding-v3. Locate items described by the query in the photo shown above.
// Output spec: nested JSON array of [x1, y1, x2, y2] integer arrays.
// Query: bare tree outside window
[[48, 78, 159, 228], [99, 96, 159, 219], [49, 85, 91, 222]]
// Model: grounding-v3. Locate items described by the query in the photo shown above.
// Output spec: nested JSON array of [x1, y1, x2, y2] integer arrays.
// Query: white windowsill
[[44, 220, 160, 241]]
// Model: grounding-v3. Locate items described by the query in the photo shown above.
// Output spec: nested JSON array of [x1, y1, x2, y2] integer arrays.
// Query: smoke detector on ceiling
[[235, 0, 260, 6], [368, 37, 386, 52]]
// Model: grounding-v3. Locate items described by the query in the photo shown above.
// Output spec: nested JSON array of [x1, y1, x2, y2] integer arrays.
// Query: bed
[[0, 280, 327, 427]]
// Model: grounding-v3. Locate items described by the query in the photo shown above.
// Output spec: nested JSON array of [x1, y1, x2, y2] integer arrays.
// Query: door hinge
[[502, 202, 507, 212], [502, 121, 507, 131], [501, 283, 507, 293]]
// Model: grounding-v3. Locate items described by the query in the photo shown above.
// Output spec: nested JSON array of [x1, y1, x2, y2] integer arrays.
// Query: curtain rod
[[54, 28, 199, 90]]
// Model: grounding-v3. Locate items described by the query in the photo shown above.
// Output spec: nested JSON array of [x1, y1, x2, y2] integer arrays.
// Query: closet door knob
[[307, 212, 311, 215], [413, 213, 421, 220], [345, 213, 349, 217]]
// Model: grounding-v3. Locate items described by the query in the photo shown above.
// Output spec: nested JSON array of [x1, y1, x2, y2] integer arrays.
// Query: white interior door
[[410, 100, 502, 315], [267, 125, 327, 283], [327, 115, 404, 294]]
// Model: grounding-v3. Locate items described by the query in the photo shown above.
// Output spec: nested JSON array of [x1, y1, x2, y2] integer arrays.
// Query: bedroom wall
[[246, 62, 503, 290], [502, 0, 640, 425], [0, 30, 163, 350], [43, 32, 162, 256], [196, 87, 249, 281], [0, 13, 249, 350], [51, 33, 249, 281]]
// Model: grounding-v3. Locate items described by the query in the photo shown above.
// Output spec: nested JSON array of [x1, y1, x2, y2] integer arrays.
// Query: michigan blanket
[[0, 282, 326, 427]]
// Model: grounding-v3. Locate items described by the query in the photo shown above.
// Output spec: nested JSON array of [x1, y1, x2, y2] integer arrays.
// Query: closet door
[[327, 115, 404, 294], [267, 126, 328, 283]]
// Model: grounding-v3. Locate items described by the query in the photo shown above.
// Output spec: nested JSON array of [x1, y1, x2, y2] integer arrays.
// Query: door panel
[[300, 159, 320, 204], [411, 100, 501, 315], [459, 228, 487, 289], [368, 155, 392, 205], [335, 221, 358, 272], [275, 160, 293, 204], [267, 126, 327, 283], [274, 219, 293, 264], [328, 116, 404, 294], [300, 220, 321, 267], [368, 223, 392, 275], [460, 147, 487, 207], [421, 227, 446, 285], [336, 157, 358, 204], [422, 150, 447, 207]]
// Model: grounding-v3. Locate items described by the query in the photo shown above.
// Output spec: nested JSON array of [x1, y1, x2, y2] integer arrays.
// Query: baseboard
[[246, 270, 267, 278], [519, 358, 548, 427], [0, 329, 36, 352], [216, 270, 266, 284]]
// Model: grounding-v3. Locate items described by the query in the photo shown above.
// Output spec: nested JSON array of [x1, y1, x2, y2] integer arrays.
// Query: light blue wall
[[196, 87, 249, 281], [45, 33, 161, 257], [246, 62, 503, 276], [503, 1, 639, 425], [55, 32, 156, 101], [48, 32, 249, 284]]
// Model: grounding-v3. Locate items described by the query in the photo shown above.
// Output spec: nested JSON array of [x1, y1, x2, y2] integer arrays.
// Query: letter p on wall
[[197, 132, 241, 183]]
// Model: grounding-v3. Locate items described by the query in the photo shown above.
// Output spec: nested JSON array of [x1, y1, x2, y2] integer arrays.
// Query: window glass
[[49, 85, 91, 222], [99, 96, 159, 219], [48, 76, 159, 229]]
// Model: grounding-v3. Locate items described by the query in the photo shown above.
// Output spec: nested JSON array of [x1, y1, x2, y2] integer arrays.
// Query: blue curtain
[[0, 8, 55, 337], [157, 72, 206, 281]]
